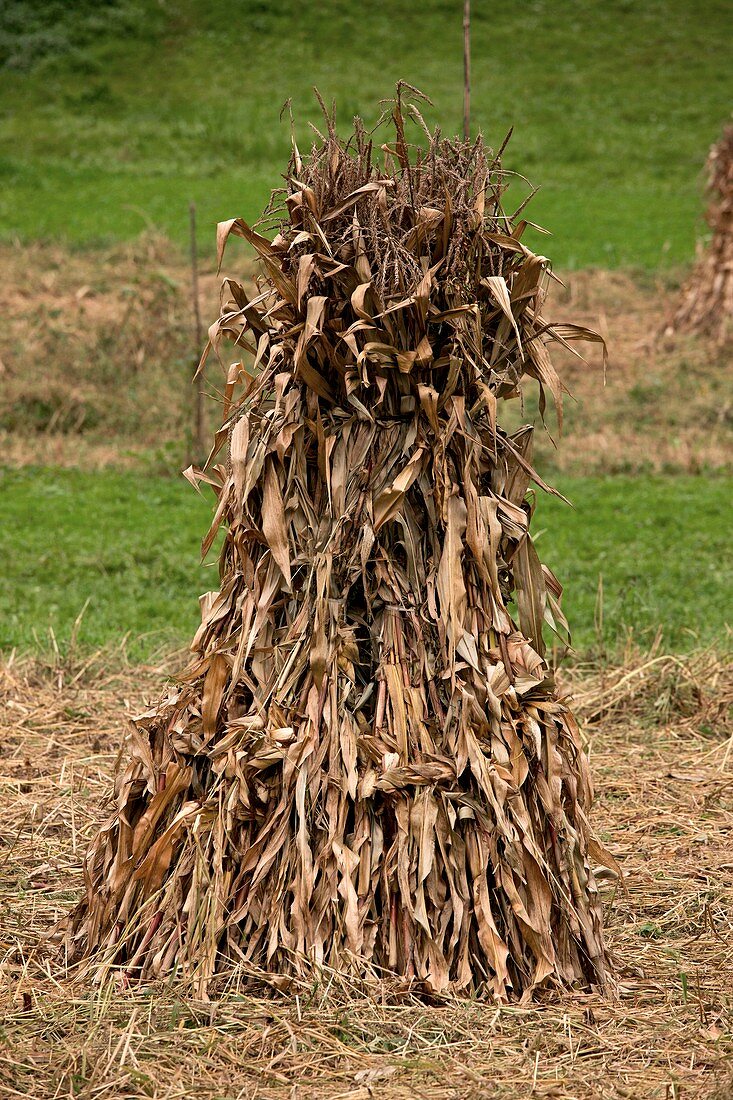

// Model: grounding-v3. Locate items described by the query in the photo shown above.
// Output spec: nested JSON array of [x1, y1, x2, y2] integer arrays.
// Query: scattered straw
[[1, 647, 731, 1098]]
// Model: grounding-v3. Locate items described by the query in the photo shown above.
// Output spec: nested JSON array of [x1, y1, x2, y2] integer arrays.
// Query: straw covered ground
[[1, 645, 731, 1099], [1, 240, 731, 477]]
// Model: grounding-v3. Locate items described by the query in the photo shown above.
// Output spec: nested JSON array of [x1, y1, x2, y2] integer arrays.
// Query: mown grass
[[1, 0, 732, 267], [537, 476, 732, 657], [2, 467, 730, 661], [0, 467, 214, 661]]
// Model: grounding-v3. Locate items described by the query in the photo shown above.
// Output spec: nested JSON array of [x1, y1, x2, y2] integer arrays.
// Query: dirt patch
[[544, 269, 733, 474], [0, 647, 731, 1098], [0, 240, 731, 474], [0, 236, 224, 467]]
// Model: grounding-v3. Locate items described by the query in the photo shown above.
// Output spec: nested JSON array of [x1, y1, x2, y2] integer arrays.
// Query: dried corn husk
[[66, 91, 611, 999], [670, 122, 733, 344]]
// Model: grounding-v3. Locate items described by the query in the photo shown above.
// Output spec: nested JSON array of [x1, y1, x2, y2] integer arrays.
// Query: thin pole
[[189, 201, 205, 458], [463, 0, 471, 141]]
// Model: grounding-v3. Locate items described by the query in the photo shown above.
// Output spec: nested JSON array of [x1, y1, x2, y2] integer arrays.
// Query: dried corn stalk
[[670, 123, 733, 344], [66, 91, 611, 999]]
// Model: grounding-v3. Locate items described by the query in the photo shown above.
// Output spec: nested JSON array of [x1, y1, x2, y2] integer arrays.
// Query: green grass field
[[1, 0, 731, 267], [1, 467, 729, 661], [2, 2, 730, 662]]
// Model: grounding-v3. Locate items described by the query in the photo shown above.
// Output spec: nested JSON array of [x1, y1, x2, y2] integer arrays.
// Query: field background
[[1, 0, 732, 267], [1, 1, 732, 1097]]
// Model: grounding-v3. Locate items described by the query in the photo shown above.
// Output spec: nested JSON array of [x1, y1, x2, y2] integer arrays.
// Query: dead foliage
[[1, 648, 731, 1098], [567, 640, 733, 733], [63, 89, 612, 998], [1, 251, 731, 476], [547, 269, 732, 475], [0, 232, 221, 465], [669, 122, 733, 345]]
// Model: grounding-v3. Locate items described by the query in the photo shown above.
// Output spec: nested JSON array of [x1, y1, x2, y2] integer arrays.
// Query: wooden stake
[[189, 201, 205, 458], [463, 0, 471, 142]]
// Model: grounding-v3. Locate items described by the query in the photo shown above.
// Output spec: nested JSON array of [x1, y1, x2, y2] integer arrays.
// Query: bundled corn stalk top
[[671, 122, 733, 344], [67, 93, 611, 999]]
